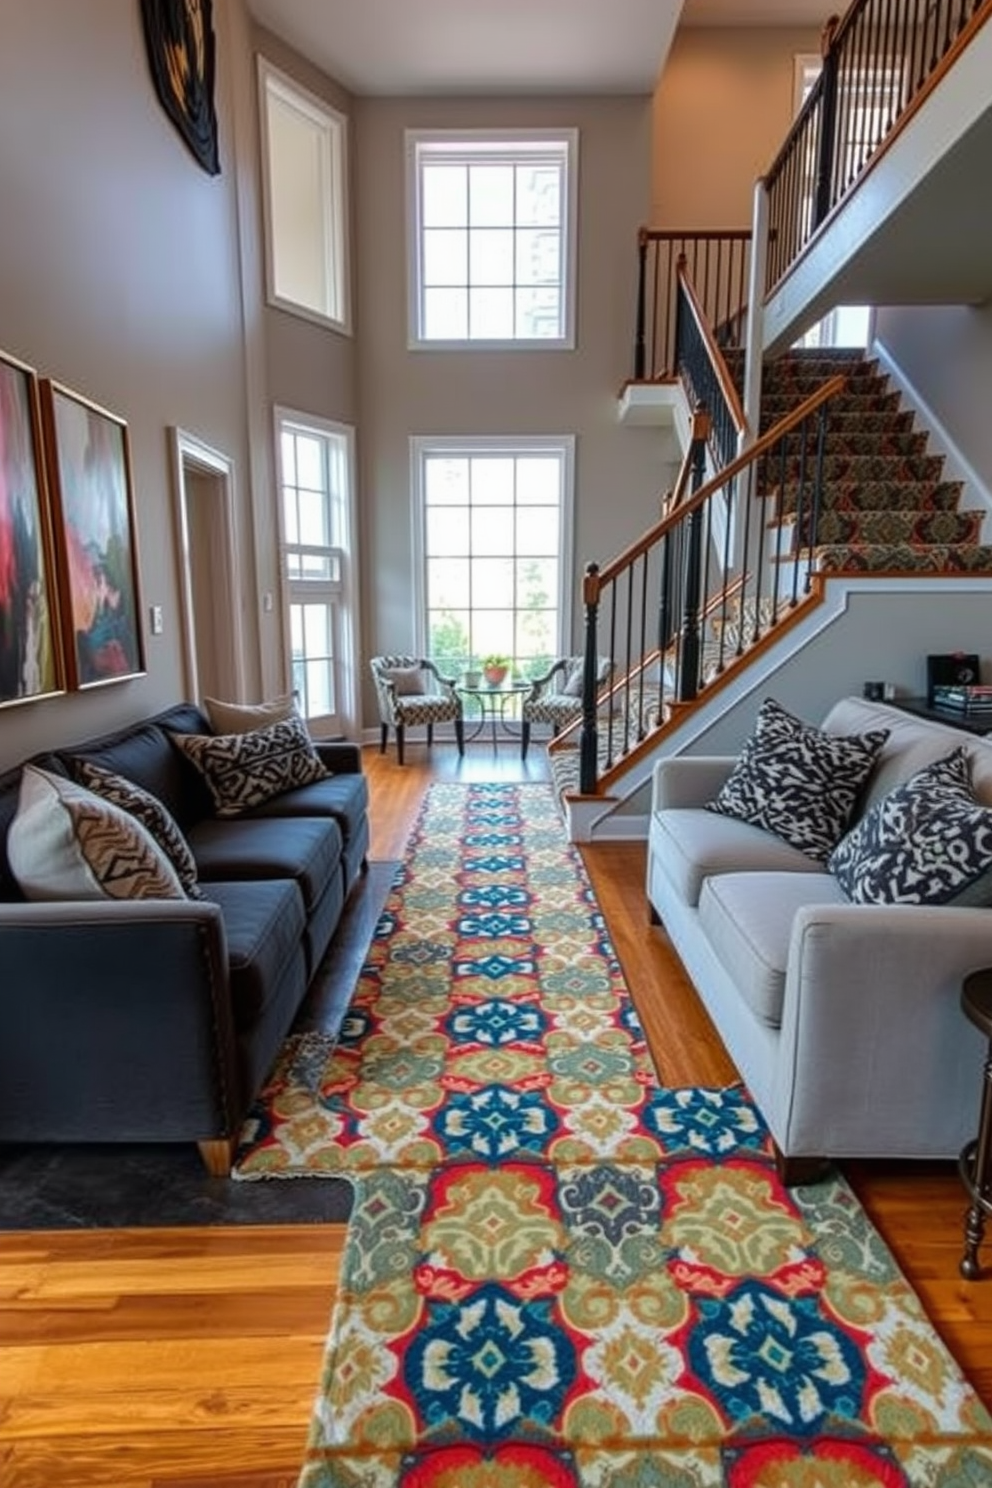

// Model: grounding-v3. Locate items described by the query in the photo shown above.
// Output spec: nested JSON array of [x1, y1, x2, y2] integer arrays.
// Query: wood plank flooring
[[2, 740, 991, 1485]]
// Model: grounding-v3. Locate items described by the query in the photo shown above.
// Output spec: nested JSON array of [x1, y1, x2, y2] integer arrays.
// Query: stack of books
[[931, 684, 992, 717]]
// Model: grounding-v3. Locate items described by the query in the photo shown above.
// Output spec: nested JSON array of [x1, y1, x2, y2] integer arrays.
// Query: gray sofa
[[0, 703, 369, 1174], [646, 695, 992, 1179]]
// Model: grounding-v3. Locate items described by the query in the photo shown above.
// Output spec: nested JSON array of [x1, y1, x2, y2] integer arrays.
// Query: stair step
[[770, 451, 945, 484], [760, 389, 903, 417], [813, 543, 992, 575], [779, 509, 983, 548], [774, 479, 964, 515], [771, 424, 927, 458]]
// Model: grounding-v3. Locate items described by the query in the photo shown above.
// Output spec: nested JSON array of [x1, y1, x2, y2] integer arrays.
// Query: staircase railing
[[675, 259, 748, 470], [634, 229, 751, 381], [766, 0, 991, 293], [572, 375, 846, 794]]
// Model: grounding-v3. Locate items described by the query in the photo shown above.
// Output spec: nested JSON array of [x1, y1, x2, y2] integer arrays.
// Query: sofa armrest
[[0, 899, 242, 1143], [652, 755, 737, 810], [315, 740, 363, 773], [773, 902, 992, 1157]]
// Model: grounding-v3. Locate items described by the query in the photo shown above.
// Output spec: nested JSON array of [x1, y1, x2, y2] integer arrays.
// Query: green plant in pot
[[482, 653, 510, 686]]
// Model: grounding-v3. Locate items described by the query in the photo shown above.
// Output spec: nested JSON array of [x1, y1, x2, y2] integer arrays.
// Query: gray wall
[[875, 303, 992, 494], [352, 94, 678, 721], [0, 0, 257, 770]]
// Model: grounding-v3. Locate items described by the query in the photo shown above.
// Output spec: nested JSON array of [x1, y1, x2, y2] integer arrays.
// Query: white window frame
[[258, 57, 351, 335], [406, 129, 579, 351], [273, 407, 361, 738], [410, 434, 576, 666]]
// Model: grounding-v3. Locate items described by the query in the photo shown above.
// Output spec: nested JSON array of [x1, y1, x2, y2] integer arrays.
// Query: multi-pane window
[[259, 59, 350, 332], [413, 438, 574, 681], [277, 415, 357, 732], [407, 131, 578, 347]]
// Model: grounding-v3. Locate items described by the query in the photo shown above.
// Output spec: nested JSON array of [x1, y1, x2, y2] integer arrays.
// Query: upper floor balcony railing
[[765, 0, 990, 294]]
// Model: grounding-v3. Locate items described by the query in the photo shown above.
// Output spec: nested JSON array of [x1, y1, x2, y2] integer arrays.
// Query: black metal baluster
[[579, 564, 600, 796]]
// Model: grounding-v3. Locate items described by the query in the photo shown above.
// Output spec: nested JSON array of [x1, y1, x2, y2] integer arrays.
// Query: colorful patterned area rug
[[233, 782, 992, 1486]]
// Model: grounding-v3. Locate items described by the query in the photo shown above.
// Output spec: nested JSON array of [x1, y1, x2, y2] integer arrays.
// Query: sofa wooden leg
[[396, 724, 405, 765], [198, 1138, 236, 1177], [521, 720, 531, 760], [648, 901, 661, 925], [454, 718, 465, 756], [380, 723, 388, 754], [774, 1146, 832, 1187], [427, 722, 434, 746]]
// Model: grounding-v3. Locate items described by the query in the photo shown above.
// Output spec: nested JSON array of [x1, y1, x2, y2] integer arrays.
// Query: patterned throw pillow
[[383, 666, 426, 697], [8, 765, 186, 901], [71, 759, 202, 899], [707, 697, 889, 861], [169, 712, 328, 818], [829, 746, 992, 906], [202, 692, 297, 735]]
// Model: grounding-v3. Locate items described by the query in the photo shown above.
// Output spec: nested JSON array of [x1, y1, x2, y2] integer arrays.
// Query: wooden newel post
[[678, 409, 710, 702], [634, 227, 648, 381], [580, 562, 601, 795], [814, 15, 841, 229]]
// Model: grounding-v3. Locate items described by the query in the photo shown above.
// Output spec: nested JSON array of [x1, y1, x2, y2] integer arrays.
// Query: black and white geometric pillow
[[828, 746, 992, 906], [169, 711, 328, 818], [71, 759, 203, 899], [707, 696, 889, 861]]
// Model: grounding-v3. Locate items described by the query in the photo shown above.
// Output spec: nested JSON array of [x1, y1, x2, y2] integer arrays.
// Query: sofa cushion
[[202, 692, 297, 734], [654, 806, 828, 908], [384, 665, 426, 696], [69, 760, 203, 899], [699, 871, 848, 1028], [8, 765, 186, 902], [829, 746, 992, 907], [59, 704, 215, 831], [202, 878, 306, 1028], [169, 713, 328, 817], [187, 814, 342, 912], [236, 771, 369, 851], [708, 697, 889, 861]]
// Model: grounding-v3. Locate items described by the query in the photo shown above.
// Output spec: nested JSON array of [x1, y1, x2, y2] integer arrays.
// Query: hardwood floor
[[2, 738, 991, 1485]]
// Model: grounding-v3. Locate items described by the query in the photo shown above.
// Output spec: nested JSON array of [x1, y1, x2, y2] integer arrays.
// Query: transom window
[[407, 130, 578, 348], [412, 437, 575, 681]]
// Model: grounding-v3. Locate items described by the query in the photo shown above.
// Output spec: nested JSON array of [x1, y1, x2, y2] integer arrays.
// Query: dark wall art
[[0, 350, 65, 708], [40, 382, 146, 690], [140, 0, 220, 175]]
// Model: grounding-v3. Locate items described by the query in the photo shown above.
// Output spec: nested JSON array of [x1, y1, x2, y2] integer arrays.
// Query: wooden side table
[[959, 969, 992, 1279]]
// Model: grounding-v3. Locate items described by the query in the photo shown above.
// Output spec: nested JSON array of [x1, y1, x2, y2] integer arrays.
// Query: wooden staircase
[[548, 346, 992, 818]]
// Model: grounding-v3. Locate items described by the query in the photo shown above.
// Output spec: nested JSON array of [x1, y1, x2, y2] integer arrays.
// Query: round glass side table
[[959, 968, 992, 1280]]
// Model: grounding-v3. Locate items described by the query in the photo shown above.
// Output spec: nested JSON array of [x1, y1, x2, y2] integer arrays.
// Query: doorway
[[170, 429, 245, 704]]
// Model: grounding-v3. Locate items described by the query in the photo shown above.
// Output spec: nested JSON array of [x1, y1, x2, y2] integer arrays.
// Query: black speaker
[[927, 652, 980, 704]]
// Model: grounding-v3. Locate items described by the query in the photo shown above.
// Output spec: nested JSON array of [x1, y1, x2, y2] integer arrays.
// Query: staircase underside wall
[[584, 579, 992, 839]]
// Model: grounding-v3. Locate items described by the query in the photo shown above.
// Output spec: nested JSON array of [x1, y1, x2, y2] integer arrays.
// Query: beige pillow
[[383, 666, 426, 696], [169, 712, 328, 817], [8, 765, 186, 901], [202, 692, 297, 735]]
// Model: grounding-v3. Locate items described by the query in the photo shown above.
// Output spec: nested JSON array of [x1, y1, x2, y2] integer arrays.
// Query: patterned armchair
[[520, 656, 613, 760], [369, 655, 464, 766]]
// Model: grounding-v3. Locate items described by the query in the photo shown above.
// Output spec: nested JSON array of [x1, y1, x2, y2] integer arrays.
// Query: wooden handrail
[[639, 227, 752, 244], [586, 372, 846, 603], [677, 261, 748, 436], [663, 416, 705, 517]]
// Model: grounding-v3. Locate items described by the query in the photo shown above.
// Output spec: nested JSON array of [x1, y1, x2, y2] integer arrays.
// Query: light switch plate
[[149, 604, 164, 636]]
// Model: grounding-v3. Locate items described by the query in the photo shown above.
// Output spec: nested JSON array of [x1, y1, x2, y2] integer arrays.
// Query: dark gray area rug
[[0, 861, 395, 1230]]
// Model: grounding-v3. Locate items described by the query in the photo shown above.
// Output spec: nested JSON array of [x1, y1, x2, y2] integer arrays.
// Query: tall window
[[276, 412, 359, 735], [259, 59, 350, 332], [413, 437, 574, 679], [407, 130, 578, 347]]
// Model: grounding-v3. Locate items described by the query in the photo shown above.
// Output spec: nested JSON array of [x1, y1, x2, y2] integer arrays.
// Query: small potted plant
[[482, 653, 510, 686], [463, 657, 482, 688]]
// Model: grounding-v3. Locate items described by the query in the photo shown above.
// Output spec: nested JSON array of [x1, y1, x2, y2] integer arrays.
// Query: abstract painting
[[40, 382, 146, 690], [140, 0, 220, 175], [0, 350, 64, 708]]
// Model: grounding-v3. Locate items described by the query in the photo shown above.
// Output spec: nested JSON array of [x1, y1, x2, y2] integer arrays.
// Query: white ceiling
[[244, 0, 837, 98]]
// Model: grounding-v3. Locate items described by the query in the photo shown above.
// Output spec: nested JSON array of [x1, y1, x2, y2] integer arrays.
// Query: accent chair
[[520, 656, 613, 760], [370, 655, 465, 765]]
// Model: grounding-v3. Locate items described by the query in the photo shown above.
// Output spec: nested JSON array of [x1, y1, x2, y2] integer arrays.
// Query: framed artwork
[[140, 0, 220, 176], [40, 382, 146, 690], [0, 349, 65, 708]]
